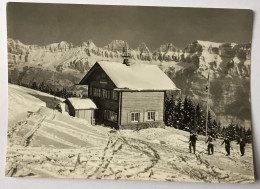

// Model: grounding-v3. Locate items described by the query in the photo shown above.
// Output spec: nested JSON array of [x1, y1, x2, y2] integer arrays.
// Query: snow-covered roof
[[81, 61, 179, 91], [66, 98, 97, 110]]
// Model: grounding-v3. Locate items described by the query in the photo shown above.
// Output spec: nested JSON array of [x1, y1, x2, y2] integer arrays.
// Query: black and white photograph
[[5, 2, 256, 184]]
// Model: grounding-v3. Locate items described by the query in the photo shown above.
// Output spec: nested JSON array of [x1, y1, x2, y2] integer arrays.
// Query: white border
[[0, 0, 259, 188]]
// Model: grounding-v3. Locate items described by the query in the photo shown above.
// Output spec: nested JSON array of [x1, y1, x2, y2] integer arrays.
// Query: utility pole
[[53, 71, 55, 109], [205, 68, 210, 140]]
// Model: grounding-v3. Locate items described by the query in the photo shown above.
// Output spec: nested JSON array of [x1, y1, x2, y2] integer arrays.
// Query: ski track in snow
[[6, 84, 254, 183]]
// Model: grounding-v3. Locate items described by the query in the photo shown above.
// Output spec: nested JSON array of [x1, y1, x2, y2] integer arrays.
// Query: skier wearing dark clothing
[[222, 138, 231, 156], [238, 138, 246, 156], [206, 135, 214, 155], [189, 132, 197, 154]]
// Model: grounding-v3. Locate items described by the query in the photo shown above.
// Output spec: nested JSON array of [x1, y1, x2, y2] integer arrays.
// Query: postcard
[[6, 2, 255, 183]]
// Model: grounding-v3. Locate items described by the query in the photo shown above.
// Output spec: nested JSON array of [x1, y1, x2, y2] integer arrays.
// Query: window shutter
[[155, 112, 159, 121], [89, 87, 92, 97], [128, 113, 131, 124], [144, 112, 148, 122], [107, 90, 110, 99], [140, 112, 143, 123]]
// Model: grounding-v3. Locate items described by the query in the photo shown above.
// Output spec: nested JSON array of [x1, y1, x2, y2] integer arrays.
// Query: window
[[101, 89, 108, 98], [147, 111, 155, 121], [111, 91, 118, 100], [92, 88, 115, 99], [93, 88, 101, 97], [97, 88, 101, 97], [100, 81, 108, 85], [131, 112, 140, 122], [93, 88, 97, 97], [104, 110, 117, 122], [93, 88, 97, 96]]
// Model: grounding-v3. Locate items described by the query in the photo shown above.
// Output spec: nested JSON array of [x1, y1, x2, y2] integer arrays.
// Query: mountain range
[[7, 38, 252, 127]]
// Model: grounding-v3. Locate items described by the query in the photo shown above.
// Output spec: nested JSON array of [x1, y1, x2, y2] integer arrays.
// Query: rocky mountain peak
[[82, 40, 96, 49], [7, 38, 29, 54], [8, 38, 24, 46], [157, 43, 177, 52], [137, 42, 150, 53], [104, 40, 129, 52], [45, 41, 73, 52]]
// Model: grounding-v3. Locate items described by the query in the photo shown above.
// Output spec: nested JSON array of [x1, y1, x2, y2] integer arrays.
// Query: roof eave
[[74, 108, 98, 110], [114, 88, 181, 92]]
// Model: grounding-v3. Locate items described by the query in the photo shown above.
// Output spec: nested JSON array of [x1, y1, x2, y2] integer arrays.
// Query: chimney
[[122, 42, 130, 66]]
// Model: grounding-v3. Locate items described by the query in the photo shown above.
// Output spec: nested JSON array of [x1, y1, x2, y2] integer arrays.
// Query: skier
[[206, 134, 214, 155], [221, 137, 232, 156], [189, 132, 197, 154], [238, 137, 246, 156]]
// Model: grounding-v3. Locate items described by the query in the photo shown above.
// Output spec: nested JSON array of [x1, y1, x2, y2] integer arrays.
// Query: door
[[95, 109, 103, 125], [91, 110, 95, 125]]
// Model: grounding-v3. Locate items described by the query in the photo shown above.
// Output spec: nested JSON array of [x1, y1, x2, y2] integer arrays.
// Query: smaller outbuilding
[[64, 97, 97, 125]]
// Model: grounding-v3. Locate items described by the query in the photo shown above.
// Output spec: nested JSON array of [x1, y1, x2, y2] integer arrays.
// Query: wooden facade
[[85, 66, 119, 127], [119, 91, 165, 129], [79, 63, 172, 129]]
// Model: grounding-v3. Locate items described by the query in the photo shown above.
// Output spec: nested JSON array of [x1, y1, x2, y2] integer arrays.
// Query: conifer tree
[[31, 82, 38, 90], [195, 104, 203, 134], [39, 81, 45, 92], [187, 98, 195, 132], [45, 85, 50, 94], [181, 96, 189, 130], [165, 96, 174, 128], [246, 128, 252, 143], [175, 98, 183, 129], [226, 121, 237, 140], [207, 110, 212, 134]]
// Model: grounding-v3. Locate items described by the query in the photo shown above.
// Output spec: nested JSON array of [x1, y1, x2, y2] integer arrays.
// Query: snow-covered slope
[[8, 84, 63, 128], [6, 84, 254, 183]]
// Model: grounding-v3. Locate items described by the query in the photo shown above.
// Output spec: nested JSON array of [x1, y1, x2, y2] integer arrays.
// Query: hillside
[[8, 84, 63, 130], [7, 38, 252, 127], [6, 84, 254, 183]]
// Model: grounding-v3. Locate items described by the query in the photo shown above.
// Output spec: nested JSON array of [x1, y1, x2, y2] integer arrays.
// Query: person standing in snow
[[206, 134, 214, 155], [189, 132, 197, 154], [221, 137, 232, 156], [237, 137, 246, 156]]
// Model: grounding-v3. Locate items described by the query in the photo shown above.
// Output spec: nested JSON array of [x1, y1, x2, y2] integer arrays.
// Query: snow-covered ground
[[6, 84, 254, 183], [8, 84, 63, 131]]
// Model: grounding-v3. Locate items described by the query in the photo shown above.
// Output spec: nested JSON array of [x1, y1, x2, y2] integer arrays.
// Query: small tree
[[31, 82, 38, 90], [175, 98, 183, 129]]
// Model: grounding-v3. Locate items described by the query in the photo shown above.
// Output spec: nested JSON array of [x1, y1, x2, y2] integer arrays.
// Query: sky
[[7, 2, 254, 50]]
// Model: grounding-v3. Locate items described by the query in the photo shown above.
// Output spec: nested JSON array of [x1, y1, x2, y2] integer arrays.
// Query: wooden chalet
[[78, 60, 180, 129]]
